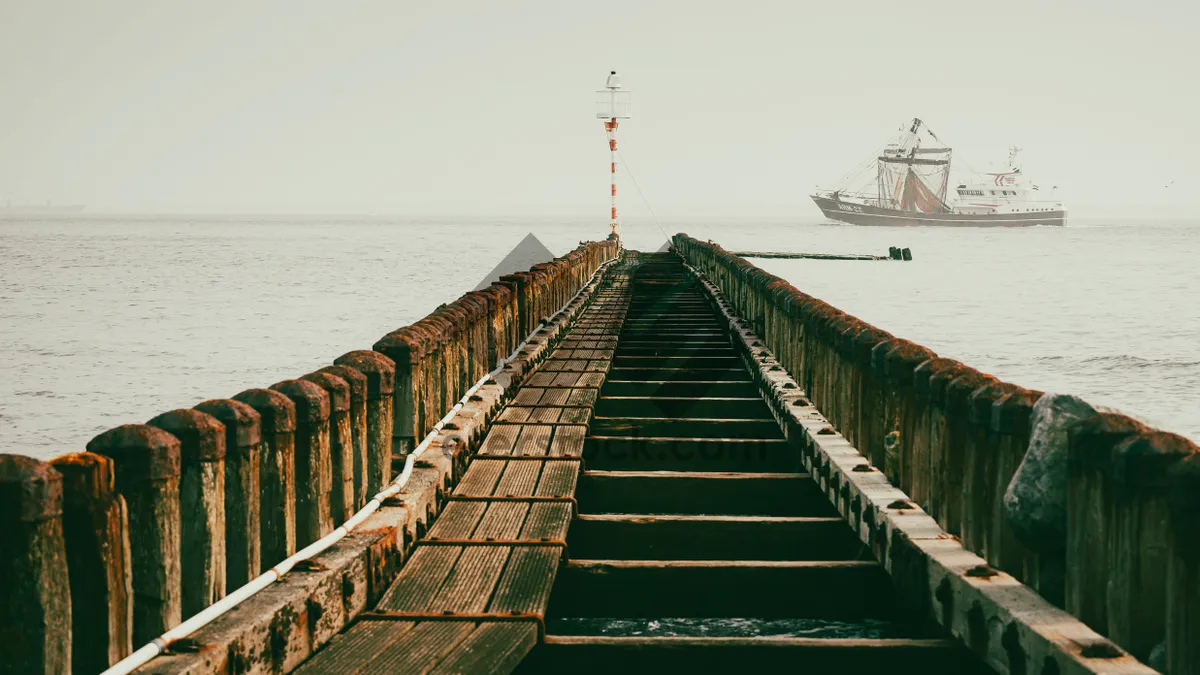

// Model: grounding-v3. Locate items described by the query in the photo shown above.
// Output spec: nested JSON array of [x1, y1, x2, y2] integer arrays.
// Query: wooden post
[[233, 388, 296, 571], [317, 365, 369, 510], [1065, 412, 1146, 634], [1106, 431, 1196, 661], [193, 398, 262, 590], [373, 329, 425, 458], [0, 455, 72, 675], [302, 371, 354, 526], [87, 424, 182, 644], [271, 379, 332, 548], [913, 357, 961, 531], [49, 452, 133, 672], [148, 408, 227, 618], [335, 350, 396, 496], [1167, 453, 1200, 675], [942, 368, 994, 541], [990, 389, 1042, 588]]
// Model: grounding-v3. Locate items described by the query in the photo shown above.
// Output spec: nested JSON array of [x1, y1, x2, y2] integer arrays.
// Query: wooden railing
[[673, 233, 1199, 674], [0, 235, 621, 674]]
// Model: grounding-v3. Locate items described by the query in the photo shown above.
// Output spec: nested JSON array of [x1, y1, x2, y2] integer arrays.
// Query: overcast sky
[[1, 1, 1196, 217]]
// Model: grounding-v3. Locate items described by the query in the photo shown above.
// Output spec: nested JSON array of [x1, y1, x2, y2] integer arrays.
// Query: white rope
[[101, 255, 618, 675], [613, 147, 669, 245]]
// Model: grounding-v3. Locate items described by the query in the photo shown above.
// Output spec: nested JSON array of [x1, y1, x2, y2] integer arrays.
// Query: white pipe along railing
[[102, 255, 618, 675]]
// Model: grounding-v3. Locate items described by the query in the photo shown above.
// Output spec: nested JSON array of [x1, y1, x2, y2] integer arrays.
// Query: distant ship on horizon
[[1, 199, 85, 215], [811, 118, 1065, 227]]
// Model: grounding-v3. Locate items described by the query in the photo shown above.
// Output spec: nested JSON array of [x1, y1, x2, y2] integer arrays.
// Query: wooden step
[[613, 356, 743, 369], [546, 560, 894, 619], [590, 417, 782, 439], [516, 636, 977, 675], [605, 368, 753, 382], [568, 514, 863, 561], [576, 471, 830, 516], [600, 381, 759, 398], [614, 346, 735, 357], [583, 436, 798, 472], [593, 396, 774, 420]]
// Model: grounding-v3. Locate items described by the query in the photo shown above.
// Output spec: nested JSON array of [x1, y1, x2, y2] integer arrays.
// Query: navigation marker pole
[[596, 71, 631, 237]]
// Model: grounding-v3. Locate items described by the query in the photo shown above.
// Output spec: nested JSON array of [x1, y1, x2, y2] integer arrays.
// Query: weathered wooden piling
[[86, 424, 182, 644], [372, 329, 425, 457], [989, 389, 1041, 583], [302, 371, 354, 526], [232, 388, 296, 569], [271, 379, 333, 547], [1106, 431, 1196, 661], [1168, 453, 1200, 675], [147, 409, 227, 618], [193, 398, 262, 590], [316, 365, 369, 509], [334, 350, 395, 495], [50, 452, 133, 672], [0, 455, 72, 675], [1065, 413, 1146, 633]]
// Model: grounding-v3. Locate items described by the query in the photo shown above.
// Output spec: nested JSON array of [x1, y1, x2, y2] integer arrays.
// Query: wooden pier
[[3, 237, 1198, 675]]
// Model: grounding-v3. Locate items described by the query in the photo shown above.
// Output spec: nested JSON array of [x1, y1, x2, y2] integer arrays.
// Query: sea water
[[2, 214, 1197, 461]]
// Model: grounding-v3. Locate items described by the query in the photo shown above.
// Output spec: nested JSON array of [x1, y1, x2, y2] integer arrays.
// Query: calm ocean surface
[[2, 214, 1198, 460]]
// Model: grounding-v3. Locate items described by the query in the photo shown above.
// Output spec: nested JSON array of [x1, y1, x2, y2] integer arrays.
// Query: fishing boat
[[811, 118, 1065, 227]]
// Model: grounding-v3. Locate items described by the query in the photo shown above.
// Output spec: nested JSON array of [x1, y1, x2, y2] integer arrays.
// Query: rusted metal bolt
[[164, 638, 205, 654], [965, 565, 998, 578], [887, 500, 913, 510], [469, 395, 483, 402], [1080, 642, 1122, 659], [793, 399, 811, 407], [817, 428, 835, 435], [852, 463, 873, 472]]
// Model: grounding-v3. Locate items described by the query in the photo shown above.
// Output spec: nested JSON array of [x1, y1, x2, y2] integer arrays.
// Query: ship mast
[[596, 71, 631, 237], [876, 118, 952, 212]]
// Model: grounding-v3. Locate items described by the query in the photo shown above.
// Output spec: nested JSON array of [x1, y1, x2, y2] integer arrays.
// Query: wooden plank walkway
[[517, 253, 980, 674], [298, 252, 987, 674], [295, 260, 634, 674]]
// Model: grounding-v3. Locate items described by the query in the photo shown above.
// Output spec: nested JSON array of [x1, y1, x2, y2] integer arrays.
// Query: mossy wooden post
[[990, 389, 1041, 585], [317, 365, 369, 509], [1065, 412, 1145, 634], [1106, 431, 1196, 661], [914, 358, 960, 530], [942, 368, 993, 541], [233, 388, 296, 570], [193, 398, 262, 590], [303, 371, 354, 526], [271, 379, 333, 547], [373, 329, 424, 458], [50, 452, 133, 672], [1167, 453, 1200, 675], [335, 350, 396, 496], [148, 408, 227, 618], [87, 424, 182, 644], [0, 455, 71, 675]]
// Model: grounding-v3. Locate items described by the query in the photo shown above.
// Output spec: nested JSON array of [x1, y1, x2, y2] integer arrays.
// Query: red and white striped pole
[[598, 71, 629, 238], [605, 117, 619, 236]]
